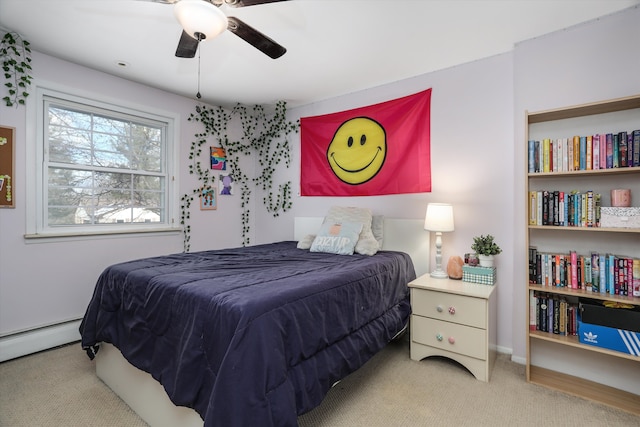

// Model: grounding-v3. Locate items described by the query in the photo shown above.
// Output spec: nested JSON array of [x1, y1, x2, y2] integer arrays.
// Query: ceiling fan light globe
[[174, 0, 228, 41]]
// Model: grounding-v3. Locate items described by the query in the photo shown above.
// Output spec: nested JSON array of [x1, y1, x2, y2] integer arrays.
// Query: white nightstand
[[408, 274, 497, 382]]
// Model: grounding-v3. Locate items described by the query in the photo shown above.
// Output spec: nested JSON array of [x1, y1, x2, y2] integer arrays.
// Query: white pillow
[[324, 206, 379, 256], [297, 234, 315, 250], [371, 215, 384, 248]]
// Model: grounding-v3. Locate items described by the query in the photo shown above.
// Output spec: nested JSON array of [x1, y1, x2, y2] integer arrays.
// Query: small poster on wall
[[200, 188, 217, 210], [211, 147, 227, 170], [219, 174, 234, 195], [0, 126, 15, 208]]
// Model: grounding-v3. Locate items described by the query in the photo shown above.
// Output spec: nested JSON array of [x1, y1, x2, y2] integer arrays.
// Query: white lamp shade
[[174, 0, 228, 41], [424, 203, 455, 232]]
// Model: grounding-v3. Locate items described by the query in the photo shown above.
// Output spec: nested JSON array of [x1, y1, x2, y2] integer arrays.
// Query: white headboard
[[294, 217, 430, 278]]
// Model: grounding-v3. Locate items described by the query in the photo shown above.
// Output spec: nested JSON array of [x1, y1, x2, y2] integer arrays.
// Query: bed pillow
[[310, 221, 363, 255], [297, 234, 315, 250], [324, 206, 379, 256], [371, 215, 384, 248]]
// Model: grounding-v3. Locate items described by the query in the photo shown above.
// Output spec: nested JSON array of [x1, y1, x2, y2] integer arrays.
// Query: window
[[30, 88, 178, 236]]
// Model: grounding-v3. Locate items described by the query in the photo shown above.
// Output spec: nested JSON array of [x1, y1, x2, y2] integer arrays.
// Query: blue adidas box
[[578, 317, 640, 357]]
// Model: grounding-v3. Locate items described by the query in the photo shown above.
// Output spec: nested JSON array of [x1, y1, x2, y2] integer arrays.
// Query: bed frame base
[[97, 343, 203, 427]]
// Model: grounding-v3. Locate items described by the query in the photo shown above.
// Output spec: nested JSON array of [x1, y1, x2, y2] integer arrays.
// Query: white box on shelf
[[600, 207, 640, 228]]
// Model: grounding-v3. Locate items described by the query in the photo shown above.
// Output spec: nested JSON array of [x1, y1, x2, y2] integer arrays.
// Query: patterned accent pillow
[[310, 222, 363, 255], [297, 234, 316, 250], [324, 206, 379, 255]]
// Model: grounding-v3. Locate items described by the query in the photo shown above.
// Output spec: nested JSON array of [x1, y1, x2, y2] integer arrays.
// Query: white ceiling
[[1, 0, 638, 108]]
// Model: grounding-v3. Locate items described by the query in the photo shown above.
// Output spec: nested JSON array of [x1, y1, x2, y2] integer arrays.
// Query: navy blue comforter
[[80, 241, 414, 426]]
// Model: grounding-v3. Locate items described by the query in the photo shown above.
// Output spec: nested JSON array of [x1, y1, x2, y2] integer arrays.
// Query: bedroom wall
[[255, 5, 640, 362], [0, 49, 248, 357], [255, 53, 517, 354]]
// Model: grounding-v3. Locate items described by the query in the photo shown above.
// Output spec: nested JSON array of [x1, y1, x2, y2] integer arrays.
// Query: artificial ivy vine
[[1, 32, 32, 107], [180, 101, 299, 251]]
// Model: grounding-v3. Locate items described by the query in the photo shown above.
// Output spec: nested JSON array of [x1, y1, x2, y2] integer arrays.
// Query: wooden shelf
[[527, 94, 640, 124], [529, 329, 640, 362], [528, 366, 640, 416], [528, 225, 639, 233], [528, 284, 640, 304], [528, 166, 640, 178]]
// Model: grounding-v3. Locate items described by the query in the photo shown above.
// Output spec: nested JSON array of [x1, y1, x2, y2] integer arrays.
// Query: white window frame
[[26, 84, 180, 238]]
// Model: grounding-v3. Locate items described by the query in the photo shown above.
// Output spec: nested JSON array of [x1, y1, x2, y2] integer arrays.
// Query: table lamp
[[424, 203, 455, 279]]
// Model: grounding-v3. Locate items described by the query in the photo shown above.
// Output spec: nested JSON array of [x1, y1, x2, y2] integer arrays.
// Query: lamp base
[[430, 269, 449, 279]]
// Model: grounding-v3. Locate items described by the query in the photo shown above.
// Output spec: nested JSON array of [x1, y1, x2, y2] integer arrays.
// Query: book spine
[[633, 130, 640, 167], [573, 136, 580, 171], [584, 256, 592, 292], [608, 254, 615, 295], [528, 140, 536, 173], [529, 247, 538, 284], [543, 138, 550, 172], [529, 191, 537, 225], [559, 191, 565, 226], [599, 133, 607, 169], [633, 259, 640, 297], [618, 131, 628, 167], [553, 191, 559, 226], [586, 135, 592, 170], [606, 133, 613, 168], [530, 291, 537, 330], [592, 134, 600, 170], [570, 251, 577, 289], [591, 252, 599, 293], [559, 298, 567, 336], [613, 133, 619, 168], [599, 254, 606, 294], [586, 190, 594, 227], [568, 137, 574, 171]]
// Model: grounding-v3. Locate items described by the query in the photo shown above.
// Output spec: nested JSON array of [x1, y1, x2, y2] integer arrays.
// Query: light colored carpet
[[0, 339, 638, 426]]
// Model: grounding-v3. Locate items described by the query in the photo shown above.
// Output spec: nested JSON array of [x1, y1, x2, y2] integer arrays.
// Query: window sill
[[24, 227, 182, 242]]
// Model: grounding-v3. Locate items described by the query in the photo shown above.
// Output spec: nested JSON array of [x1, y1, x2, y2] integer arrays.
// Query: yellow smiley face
[[327, 117, 387, 185]]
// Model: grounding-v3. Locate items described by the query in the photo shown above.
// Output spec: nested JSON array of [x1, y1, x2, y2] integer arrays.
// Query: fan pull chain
[[196, 44, 202, 99]]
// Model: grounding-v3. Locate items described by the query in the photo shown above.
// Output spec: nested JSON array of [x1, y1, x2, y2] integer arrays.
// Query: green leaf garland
[[181, 101, 299, 251]]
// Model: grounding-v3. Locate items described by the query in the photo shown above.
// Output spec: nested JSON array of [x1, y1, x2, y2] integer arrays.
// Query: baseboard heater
[[0, 319, 82, 362]]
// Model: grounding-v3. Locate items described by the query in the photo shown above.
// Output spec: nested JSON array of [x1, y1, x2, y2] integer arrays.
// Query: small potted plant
[[471, 234, 502, 267]]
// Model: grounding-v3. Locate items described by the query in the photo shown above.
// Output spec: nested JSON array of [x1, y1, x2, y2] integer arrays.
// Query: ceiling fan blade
[[175, 30, 199, 58], [227, 16, 286, 59], [223, 0, 288, 8]]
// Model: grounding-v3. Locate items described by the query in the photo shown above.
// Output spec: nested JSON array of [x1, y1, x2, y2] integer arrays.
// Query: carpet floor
[[1, 339, 638, 426]]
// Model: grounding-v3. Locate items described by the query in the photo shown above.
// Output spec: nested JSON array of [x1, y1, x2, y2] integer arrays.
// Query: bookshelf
[[524, 94, 640, 415]]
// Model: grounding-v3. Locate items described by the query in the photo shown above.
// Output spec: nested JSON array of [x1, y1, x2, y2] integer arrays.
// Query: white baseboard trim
[[0, 320, 82, 362]]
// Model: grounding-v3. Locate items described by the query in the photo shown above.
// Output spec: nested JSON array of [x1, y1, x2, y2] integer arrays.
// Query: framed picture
[[0, 126, 15, 208], [200, 188, 217, 210], [211, 146, 227, 170], [219, 174, 234, 195]]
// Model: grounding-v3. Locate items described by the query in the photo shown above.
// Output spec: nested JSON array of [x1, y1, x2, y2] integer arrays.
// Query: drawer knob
[[436, 305, 443, 313], [448, 336, 455, 345], [448, 306, 456, 315], [436, 333, 443, 341]]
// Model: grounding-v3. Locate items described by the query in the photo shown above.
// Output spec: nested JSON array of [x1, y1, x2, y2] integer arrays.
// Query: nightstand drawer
[[412, 316, 486, 360], [411, 288, 486, 328]]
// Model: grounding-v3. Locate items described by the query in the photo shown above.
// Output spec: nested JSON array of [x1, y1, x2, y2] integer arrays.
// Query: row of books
[[529, 190, 600, 227], [528, 129, 640, 173], [529, 247, 640, 297], [530, 291, 579, 335]]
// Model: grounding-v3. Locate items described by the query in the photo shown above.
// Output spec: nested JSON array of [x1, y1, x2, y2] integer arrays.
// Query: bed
[[80, 216, 429, 427]]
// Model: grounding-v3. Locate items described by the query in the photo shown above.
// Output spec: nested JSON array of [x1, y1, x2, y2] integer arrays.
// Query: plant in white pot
[[471, 234, 502, 267]]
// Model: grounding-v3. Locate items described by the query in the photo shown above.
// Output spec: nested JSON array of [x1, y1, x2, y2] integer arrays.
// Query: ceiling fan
[[150, 0, 288, 59]]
